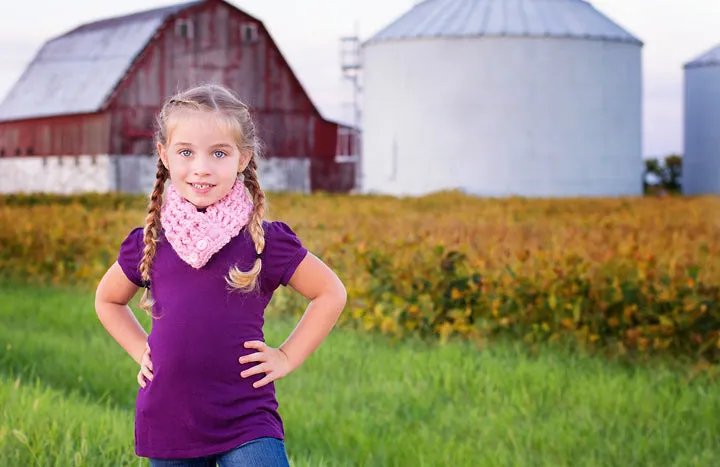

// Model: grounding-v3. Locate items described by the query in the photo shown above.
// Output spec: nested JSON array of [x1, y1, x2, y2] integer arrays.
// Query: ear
[[157, 142, 169, 169], [237, 148, 252, 174]]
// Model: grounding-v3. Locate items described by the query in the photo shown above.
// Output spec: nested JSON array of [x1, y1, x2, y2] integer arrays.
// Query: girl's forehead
[[166, 109, 242, 145]]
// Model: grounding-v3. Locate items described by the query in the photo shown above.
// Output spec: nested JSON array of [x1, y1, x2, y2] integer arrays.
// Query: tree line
[[643, 154, 681, 194]]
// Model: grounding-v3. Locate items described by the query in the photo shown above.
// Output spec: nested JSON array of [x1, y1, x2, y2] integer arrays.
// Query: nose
[[191, 155, 212, 176]]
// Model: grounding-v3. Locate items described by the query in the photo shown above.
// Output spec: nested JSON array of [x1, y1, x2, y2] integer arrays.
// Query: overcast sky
[[1, 0, 719, 159]]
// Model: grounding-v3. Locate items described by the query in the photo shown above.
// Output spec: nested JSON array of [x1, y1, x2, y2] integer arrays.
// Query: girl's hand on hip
[[138, 342, 153, 388], [239, 340, 292, 388]]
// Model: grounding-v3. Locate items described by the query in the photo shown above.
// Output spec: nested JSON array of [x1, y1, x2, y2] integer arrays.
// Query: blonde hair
[[138, 84, 267, 314]]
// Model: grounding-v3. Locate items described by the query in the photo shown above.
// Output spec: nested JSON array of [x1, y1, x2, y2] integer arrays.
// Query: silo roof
[[365, 0, 642, 46], [684, 44, 720, 69]]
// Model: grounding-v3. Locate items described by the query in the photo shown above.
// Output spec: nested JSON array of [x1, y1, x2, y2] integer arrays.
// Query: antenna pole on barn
[[340, 21, 363, 193]]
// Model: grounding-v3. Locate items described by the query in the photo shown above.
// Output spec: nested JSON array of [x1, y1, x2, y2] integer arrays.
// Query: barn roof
[[0, 1, 202, 122]]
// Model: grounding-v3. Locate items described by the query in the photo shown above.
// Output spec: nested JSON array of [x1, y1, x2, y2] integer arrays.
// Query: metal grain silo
[[360, 0, 643, 197], [683, 44, 720, 195]]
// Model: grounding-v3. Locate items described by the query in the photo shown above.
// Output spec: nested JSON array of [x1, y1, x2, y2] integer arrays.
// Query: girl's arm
[[94, 262, 148, 365], [278, 253, 347, 370]]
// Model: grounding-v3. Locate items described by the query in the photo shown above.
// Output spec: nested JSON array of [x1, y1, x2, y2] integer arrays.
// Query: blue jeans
[[148, 437, 290, 467]]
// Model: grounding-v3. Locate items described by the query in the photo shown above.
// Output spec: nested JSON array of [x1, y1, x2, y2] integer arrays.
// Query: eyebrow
[[173, 142, 234, 150]]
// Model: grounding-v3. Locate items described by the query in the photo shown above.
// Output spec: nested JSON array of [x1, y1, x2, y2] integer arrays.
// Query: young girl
[[94, 84, 347, 466]]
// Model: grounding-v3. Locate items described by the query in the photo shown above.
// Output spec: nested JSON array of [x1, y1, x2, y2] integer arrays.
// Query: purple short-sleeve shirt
[[116, 220, 307, 459]]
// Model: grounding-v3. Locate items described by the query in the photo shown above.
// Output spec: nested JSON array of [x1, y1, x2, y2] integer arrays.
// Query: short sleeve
[[263, 220, 308, 288], [117, 227, 145, 288]]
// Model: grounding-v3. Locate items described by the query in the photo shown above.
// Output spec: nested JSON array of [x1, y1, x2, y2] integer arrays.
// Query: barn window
[[15, 148, 20, 156], [0, 149, 4, 157], [176, 19, 194, 39], [26, 147, 33, 156], [241, 23, 258, 44]]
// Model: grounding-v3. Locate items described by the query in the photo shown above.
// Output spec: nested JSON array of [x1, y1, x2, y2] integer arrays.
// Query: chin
[[176, 182, 233, 209]]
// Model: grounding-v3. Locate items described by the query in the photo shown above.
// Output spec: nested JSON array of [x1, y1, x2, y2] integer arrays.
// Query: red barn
[[0, 0, 358, 194]]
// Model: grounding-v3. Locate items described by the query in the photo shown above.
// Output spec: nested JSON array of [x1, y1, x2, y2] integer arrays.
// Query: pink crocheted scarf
[[160, 180, 254, 268]]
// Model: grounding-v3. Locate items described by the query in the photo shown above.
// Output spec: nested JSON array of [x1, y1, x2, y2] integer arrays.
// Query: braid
[[244, 158, 267, 256], [225, 158, 266, 292], [139, 158, 169, 315]]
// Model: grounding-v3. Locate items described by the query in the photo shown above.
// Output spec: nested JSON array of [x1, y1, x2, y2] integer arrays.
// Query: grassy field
[[1, 283, 719, 466]]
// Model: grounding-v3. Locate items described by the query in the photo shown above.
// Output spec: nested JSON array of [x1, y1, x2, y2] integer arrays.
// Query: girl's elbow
[[317, 278, 346, 310], [334, 281, 348, 309]]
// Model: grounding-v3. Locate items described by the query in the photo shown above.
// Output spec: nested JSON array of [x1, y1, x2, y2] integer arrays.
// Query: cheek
[[221, 170, 239, 185], [167, 157, 189, 175], [221, 159, 241, 178]]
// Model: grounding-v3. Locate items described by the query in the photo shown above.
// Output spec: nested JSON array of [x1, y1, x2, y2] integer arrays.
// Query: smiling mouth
[[189, 183, 215, 190]]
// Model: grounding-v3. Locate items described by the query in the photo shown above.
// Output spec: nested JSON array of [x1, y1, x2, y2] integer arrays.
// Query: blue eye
[[180, 149, 192, 157], [214, 151, 226, 158]]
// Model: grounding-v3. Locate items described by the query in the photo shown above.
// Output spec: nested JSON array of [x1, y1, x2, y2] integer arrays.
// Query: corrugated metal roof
[[365, 0, 642, 46], [685, 44, 720, 69], [0, 1, 201, 122]]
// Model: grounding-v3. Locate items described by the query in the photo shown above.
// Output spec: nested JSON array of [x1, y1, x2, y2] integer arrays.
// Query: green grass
[[1, 284, 719, 466]]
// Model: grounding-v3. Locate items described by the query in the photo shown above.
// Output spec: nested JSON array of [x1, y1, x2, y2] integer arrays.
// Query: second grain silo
[[360, 0, 643, 197], [683, 44, 720, 195]]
